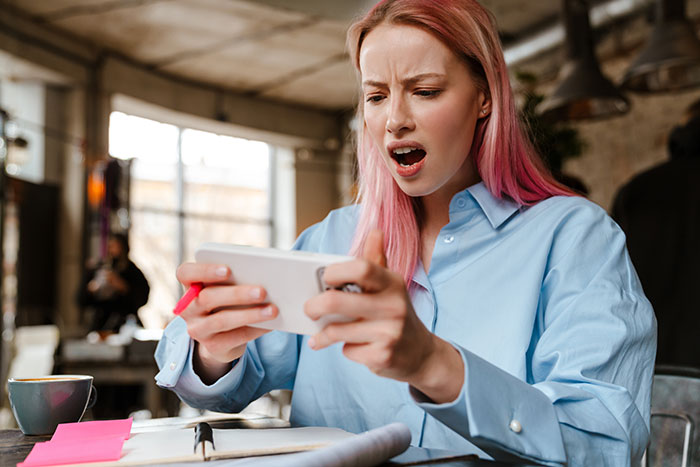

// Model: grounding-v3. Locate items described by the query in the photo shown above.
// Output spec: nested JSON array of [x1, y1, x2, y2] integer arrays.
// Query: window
[[109, 112, 274, 329]]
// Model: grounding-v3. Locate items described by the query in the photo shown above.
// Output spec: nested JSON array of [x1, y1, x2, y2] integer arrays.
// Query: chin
[[392, 177, 433, 198]]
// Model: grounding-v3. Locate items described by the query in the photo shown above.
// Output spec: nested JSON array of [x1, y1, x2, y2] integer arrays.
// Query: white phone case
[[194, 243, 356, 335]]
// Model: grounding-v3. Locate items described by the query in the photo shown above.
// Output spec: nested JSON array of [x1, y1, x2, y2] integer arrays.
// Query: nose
[[385, 96, 414, 135]]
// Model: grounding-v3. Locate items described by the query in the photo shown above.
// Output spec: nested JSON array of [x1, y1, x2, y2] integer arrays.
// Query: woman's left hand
[[304, 230, 464, 403]]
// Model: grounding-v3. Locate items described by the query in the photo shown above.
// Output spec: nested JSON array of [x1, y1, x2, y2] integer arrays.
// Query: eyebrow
[[362, 73, 447, 88]]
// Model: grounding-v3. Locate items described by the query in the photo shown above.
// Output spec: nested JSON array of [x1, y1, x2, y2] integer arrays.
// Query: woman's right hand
[[175, 262, 278, 384]]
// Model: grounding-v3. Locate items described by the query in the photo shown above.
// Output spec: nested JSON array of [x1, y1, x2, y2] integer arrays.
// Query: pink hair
[[347, 0, 575, 285]]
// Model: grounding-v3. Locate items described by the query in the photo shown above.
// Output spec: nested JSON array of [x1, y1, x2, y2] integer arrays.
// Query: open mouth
[[391, 147, 426, 167]]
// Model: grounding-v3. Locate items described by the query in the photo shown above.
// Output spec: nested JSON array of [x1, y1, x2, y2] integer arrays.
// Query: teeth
[[392, 147, 417, 155]]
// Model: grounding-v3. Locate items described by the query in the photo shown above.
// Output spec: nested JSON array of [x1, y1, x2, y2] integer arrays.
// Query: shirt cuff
[[411, 343, 567, 466], [154, 317, 190, 388], [175, 339, 245, 395]]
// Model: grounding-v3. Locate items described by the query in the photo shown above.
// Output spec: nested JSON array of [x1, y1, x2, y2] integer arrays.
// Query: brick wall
[[565, 87, 700, 212], [560, 53, 700, 213]]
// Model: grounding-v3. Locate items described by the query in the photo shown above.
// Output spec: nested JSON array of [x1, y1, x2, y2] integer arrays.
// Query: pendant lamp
[[539, 0, 630, 121], [621, 0, 700, 92]]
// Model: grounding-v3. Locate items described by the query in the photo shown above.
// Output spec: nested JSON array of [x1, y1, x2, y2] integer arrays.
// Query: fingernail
[[216, 266, 228, 277], [261, 306, 274, 317], [308, 337, 316, 349], [249, 288, 262, 299]]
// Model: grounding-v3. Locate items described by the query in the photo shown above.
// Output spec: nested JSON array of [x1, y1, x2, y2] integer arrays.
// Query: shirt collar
[[465, 182, 521, 229], [411, 258, 430, 290]]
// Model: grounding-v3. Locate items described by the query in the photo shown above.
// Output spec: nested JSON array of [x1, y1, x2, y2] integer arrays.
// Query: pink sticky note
[[18, 435, 125, 466], [51, 418, 133, 443]]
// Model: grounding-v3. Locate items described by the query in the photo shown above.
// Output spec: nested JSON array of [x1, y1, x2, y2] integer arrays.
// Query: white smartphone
[[194, 243, 358, 335]]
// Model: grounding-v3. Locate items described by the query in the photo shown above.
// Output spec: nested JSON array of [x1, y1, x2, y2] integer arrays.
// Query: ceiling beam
[[0, 5, 344, 148], [0, 7, 96, 84], [241, 0, 375, 22], [103, 56, 344, 148], [41, 0, 176, 22], [250, 52, 349, 96], [151, 17, 319, 69]]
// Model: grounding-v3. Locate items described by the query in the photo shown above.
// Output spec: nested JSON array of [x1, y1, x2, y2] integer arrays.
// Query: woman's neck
[[420, 190, 453, 234], [419, 189, 456, 270], [418, 172, 481, 273]]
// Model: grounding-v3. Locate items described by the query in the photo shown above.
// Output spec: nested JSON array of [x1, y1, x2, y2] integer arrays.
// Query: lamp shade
[[539, 0, 630, 121], [621, 0, 700, 92]]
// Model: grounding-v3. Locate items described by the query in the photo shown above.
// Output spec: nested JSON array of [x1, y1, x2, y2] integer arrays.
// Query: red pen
[[173, 282, 204, 315]]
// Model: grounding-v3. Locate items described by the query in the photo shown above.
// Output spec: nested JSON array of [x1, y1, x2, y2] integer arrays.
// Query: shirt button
[[169, 362, 176, 371], [509, 419, 522, 433], [444, 235, 454, 244], [457, 198, 466, 208]]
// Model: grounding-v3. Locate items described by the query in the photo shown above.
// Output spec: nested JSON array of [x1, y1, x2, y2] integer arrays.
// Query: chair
[[643, 365, 700, 467]]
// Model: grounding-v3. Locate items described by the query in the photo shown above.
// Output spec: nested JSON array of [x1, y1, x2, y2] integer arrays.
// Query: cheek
[[363, 109, 386, 146], [424, 103, 478, 153]]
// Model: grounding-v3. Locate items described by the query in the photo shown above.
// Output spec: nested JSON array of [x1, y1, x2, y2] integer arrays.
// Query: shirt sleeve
[[412, 204, 656, 466], [154, 316, 301, 412]]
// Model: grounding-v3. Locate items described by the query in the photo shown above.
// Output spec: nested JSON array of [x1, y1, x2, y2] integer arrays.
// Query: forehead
[[359, 24, 457, 78]]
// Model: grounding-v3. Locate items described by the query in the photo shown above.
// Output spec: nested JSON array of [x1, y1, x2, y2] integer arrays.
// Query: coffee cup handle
[[86, 384, 97, 409]]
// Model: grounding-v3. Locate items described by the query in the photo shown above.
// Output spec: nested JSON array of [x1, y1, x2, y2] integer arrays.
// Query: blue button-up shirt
[[155, 182, 656, 466]]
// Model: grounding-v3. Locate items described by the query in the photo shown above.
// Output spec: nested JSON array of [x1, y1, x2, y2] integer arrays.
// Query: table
[[0, 431, 533, 467], [0, 429, 50, 466]]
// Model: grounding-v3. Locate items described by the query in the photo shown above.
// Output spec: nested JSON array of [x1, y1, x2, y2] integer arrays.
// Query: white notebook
[[71, 426, 355, 466]]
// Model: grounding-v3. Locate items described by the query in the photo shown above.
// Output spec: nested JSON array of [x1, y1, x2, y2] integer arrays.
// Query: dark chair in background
[[643, 365, 700, 467]]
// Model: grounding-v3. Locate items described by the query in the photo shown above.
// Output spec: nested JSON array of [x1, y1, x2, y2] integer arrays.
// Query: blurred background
[[0, 0, 698, 427]]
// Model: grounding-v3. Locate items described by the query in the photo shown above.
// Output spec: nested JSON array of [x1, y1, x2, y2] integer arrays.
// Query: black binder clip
[[194, 422, 215, 455]]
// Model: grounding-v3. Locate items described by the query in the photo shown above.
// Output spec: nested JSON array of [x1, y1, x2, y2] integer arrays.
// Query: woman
[[78, 233, 150, 332], [155, 1, 655, 465]]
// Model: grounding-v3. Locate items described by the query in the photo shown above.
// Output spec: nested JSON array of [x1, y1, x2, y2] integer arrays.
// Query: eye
[[365, 94, 385, 104], [415, 89, 441, 98]]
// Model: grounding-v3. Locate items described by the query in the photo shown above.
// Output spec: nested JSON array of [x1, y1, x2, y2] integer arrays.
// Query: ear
[[478, 92, 491, 119]]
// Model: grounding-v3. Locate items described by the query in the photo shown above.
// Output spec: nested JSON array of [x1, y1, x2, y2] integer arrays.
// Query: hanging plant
[[517, 71, 588, 194]]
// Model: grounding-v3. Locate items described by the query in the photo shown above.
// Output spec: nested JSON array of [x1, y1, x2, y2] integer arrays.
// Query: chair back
[[644, 366, 700, 467]]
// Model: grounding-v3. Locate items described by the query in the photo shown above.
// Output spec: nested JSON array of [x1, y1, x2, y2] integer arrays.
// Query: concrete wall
[[295, 148, 341, 235], [43, 86, 67, 186], [271, 146, 297, 249], [56, 88, 87, 330]]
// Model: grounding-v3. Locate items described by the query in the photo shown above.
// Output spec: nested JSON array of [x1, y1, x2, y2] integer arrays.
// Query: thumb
[[363, 229, 387, 268]]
